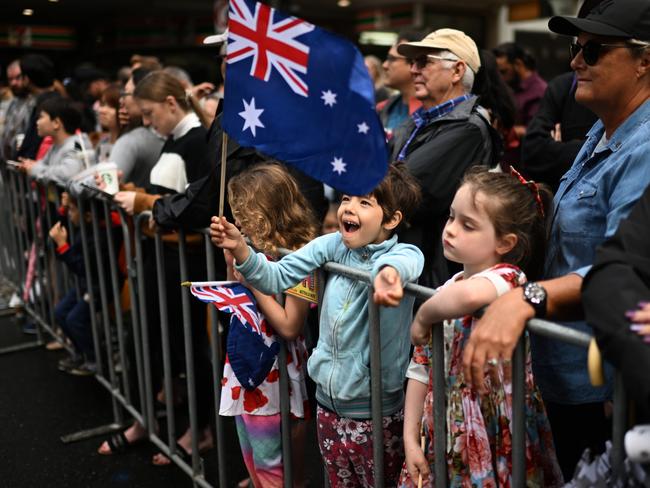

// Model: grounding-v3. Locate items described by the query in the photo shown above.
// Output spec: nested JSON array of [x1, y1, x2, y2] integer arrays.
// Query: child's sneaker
[[68, 362, 96, 377], [8, 293, 23, 308], [58, 356, 83, 372]]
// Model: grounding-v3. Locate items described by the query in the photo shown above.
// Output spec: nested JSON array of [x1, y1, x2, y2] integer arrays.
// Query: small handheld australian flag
[[222, 0, 388, 196], [189, 281, 279, 390]]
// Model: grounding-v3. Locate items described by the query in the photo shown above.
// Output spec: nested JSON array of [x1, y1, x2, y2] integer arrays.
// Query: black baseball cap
[[549, 0, 650, 41]]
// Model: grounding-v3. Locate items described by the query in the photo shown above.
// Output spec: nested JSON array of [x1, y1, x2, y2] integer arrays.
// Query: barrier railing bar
[[60, 422, 123, 444], [17, 171, 29, 288], [37, 182, 56, 335], [2, 170, 21, 286], [511, 337, 526, 487], [368, 288, 385, 487], [117, 207, 148, 422], [103, 200, 132, 407], [431, 317, 446, 485], [94, 374, 145, 427], [527, 318, 591, 348], [23, 175, 46, 342], [21, 302, 74, 354], [154, 228, 178, 454], [178, 228, 204, 477], [134, 212, 156, 432], [90, 200, 123, 426], [203, 233, 228, 488], [0, 339, 42, 355], [8, 170, 26, 289], [276, 307, 293, 488], [41, 182, 58, 329], [77, 198, 105, 377]]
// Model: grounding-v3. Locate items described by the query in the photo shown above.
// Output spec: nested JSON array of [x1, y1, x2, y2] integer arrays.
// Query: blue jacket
[[236, 232, 424, 419], [534, 99, 650, 404]]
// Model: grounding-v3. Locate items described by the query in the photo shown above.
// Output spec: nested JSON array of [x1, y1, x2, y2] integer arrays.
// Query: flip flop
[[99, 430, 145, 455]]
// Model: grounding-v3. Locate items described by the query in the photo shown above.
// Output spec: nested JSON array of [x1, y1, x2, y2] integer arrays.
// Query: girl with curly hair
[[219, 162, 319, 488]]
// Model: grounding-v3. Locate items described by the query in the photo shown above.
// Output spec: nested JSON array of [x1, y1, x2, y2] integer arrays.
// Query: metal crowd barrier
[[0, 165, 630, 487]]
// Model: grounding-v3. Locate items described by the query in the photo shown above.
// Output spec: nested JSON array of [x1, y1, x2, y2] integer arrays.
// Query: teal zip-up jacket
[[236, 232, 424, 419]]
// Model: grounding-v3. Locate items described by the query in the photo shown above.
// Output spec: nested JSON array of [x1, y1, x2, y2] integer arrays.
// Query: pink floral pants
[[316, 405, 404, 487]]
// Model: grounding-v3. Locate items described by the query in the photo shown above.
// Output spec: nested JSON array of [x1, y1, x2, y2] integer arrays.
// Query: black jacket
[[389, 97, 501, 288], [153, 113, 327, 279], [153, 114, 327, 231], [582, 184, 650, 421], [521, 72, 597, 192]]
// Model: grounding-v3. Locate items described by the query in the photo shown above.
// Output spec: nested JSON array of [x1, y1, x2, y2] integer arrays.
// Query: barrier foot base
[[60, 422, 123, 444], [0, 340, 42, 356], [0, 307, 19, 317]]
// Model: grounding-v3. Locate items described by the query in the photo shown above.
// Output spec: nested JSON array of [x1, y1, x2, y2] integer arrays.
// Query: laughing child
[[211, 163, 424, 486]]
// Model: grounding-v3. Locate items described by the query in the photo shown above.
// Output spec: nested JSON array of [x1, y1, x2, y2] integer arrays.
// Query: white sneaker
[[8, 293, 23, 308]]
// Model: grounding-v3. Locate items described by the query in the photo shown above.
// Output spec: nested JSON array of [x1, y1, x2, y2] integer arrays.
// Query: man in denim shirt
[[462, 0, 650, 480]]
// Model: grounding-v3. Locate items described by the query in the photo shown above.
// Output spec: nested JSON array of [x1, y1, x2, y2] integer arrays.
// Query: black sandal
[[101, 430, 144, 455]]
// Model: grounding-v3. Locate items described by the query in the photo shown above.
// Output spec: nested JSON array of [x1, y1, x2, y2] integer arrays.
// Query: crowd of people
[[1, 0, 649, 486]]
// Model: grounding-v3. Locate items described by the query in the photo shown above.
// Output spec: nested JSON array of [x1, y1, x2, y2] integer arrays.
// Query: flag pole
[[219, 131, 228, 218]]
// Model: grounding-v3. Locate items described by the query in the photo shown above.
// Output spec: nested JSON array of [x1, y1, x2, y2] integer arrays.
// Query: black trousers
[[545, 400, 612, 481], [142, 238, 213, 429]]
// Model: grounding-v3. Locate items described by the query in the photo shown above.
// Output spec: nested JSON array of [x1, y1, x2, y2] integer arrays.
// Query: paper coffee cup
[[15, 133, 25, 151], [98, 162, 119, 195]]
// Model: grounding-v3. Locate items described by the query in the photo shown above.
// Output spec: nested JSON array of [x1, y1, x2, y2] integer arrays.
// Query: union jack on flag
[[189, 281, 264, 335], [228, 0, 314, 97], [222, 0, 389, 196]]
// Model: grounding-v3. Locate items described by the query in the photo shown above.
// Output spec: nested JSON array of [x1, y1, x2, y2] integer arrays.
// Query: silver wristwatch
[[522, 282, 547, 318]]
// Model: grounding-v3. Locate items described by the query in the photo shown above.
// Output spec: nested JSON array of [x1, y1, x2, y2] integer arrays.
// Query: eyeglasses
[[385, 54, 407, 63], [408, 54, 459, 70], [569, 40, 647, 66]]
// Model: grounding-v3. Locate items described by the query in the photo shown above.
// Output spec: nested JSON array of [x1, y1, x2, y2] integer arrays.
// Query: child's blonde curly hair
[[227, 162, 319, 255]]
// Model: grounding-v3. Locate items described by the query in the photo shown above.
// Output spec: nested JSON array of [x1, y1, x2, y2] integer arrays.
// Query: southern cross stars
[[357, 122, 369, 134], [331, 157, 346, 175], [321, 90, 337, 107], [239, 97, 265, 137]]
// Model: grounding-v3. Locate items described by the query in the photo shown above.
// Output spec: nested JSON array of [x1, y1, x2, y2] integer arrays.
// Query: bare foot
[[152, 426, 214, 466], [97, 421, 147, 455]]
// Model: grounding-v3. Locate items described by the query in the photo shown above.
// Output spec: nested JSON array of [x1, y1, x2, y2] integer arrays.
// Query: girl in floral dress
[[216, 163, 319, 488], [398, 167, 564, 487]]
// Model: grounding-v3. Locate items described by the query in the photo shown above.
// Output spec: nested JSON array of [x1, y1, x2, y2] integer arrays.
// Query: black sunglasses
[[408, 54, 458, 70], [569, 40, 635, 65]]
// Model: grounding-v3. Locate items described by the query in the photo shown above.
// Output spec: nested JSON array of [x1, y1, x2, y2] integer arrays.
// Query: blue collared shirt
[[397, 94, 472, 161], [532, 99, 650, 404]]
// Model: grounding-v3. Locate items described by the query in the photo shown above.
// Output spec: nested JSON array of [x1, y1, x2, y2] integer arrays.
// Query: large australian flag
[[222, 0, 388, 196]]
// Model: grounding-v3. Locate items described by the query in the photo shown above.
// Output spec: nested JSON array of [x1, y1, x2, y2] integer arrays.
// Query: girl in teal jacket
[[211, 163, 424, 486]]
